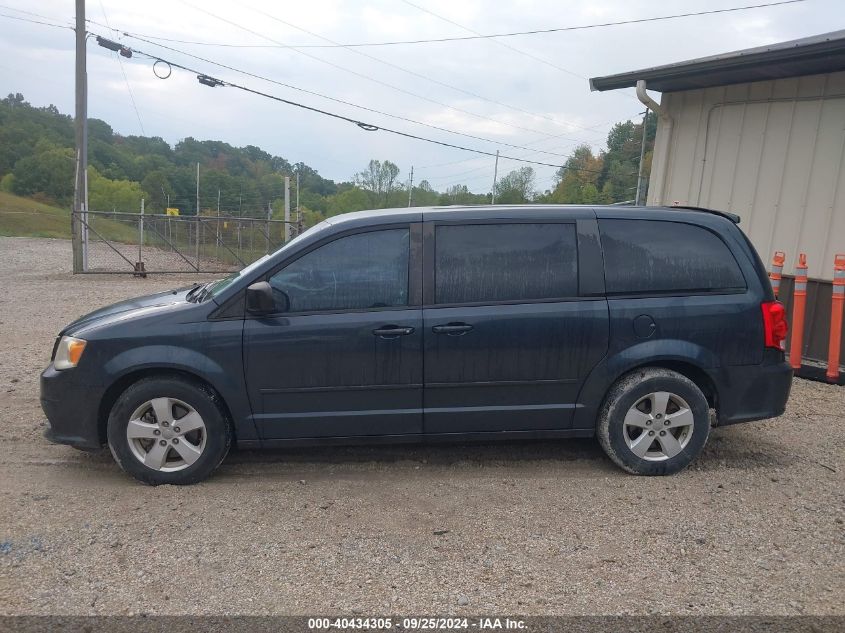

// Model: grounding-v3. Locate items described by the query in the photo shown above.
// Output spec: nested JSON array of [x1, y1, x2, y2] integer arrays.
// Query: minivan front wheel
[[107, 376, 231, 485], [597, 368, 710, 475]]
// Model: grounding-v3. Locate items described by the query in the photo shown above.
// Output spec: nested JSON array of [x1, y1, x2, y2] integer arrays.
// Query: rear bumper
[[40, 364, 104, 450], [716, 353, 793, 426]]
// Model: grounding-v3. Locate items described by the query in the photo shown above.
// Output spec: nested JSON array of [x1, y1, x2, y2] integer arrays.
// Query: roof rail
[[665, 205, 741, 224]]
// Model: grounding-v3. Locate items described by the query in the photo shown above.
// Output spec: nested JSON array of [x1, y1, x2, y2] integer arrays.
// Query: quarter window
[[599, 219, 745, 294], [269, 228, 409, 312], [435, 223, 578, 304]]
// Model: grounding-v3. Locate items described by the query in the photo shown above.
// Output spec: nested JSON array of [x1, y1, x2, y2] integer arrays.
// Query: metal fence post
[[266, 202, 271, 254], [195, 215, 201, 272], [138, 198, 144, 265], [81, 203, 88, 272]]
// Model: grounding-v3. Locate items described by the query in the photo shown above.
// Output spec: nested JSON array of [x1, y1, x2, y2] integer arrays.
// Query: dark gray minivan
[[41, 205, 792, 484]]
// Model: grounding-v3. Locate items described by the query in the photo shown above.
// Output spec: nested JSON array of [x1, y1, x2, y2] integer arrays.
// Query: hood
[[61, 286, 197, 336]]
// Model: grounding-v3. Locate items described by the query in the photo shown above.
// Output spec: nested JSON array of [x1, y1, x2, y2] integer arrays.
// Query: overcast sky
[[1, 0, 843, 194]]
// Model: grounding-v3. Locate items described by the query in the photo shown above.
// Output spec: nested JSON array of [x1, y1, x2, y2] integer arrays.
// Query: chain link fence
[[76, 211, 292, 273]]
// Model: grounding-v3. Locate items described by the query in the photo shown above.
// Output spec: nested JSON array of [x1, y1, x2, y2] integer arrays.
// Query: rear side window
[[435, 223, 578, 304], [599, 219, 745, 294]]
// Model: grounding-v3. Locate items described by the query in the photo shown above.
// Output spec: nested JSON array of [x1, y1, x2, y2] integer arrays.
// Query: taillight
[[761, 301, 788, 349]]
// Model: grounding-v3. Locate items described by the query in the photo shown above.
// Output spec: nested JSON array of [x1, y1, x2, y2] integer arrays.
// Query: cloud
[[0, 0, 838, 190]]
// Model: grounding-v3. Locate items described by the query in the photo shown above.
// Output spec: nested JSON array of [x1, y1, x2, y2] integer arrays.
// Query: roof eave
[[590, 34, 845, 93]]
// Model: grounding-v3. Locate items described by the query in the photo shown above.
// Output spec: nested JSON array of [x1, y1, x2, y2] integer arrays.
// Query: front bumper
[[716, 352, 793, 426], [40, 364, 104, 450]]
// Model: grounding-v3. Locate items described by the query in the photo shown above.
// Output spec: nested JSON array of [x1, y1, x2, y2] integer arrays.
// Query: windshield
[[207, 220, 330, 299]]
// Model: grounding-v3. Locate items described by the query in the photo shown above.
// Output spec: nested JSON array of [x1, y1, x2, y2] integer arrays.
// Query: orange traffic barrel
[[827, 254, 845, 382], [789, 254, 808, 371], [769, 251, 786, 299]]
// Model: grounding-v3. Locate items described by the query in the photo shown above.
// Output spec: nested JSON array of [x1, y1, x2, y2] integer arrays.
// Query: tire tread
[[597, 368, 709, 476], [107, 375, 232, 485]]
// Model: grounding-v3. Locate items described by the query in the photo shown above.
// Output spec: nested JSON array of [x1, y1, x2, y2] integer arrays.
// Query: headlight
[[54, 336, 87, 370]]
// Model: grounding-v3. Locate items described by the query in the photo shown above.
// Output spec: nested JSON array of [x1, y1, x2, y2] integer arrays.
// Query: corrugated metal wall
[[647, 71, 845, 282]]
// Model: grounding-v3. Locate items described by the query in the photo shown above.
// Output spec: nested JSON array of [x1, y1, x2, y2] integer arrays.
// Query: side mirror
[[245, 281, 275, 315]]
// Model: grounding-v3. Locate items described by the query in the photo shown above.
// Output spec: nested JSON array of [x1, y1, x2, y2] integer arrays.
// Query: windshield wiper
[[194, 280, 222, 303], [185, 282, 207, 303]]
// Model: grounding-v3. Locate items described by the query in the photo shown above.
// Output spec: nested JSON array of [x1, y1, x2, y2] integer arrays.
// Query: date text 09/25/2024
[[307, 617, 527, 630]]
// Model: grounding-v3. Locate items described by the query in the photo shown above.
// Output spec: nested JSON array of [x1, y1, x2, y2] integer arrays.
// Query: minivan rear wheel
[[107, 376, 231, 485], [597, 368, 710, 475]]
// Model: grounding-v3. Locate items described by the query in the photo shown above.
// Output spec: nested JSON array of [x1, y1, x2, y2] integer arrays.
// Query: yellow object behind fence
[[165, 208, 180, 216]]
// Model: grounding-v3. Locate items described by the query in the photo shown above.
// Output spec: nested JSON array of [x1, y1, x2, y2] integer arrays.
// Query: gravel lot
[[0, 236, 843, 616]]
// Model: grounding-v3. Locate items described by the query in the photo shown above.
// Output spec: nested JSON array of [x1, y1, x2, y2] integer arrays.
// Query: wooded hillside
[[0, 92, 654, 228]]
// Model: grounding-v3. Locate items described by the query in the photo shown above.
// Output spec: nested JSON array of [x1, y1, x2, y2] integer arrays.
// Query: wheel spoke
[[657, 432, 684, 458], [624, 408, 652, 429], [175, 411, 204, 434], [650, 392, 671, 416], [172, 439, 202, 466], [126, 419, 159, 439], [665, 407, 694, 429], [144, 441, 169, 470], [150, 397, 172, 425], [629, 432, 654, 458]]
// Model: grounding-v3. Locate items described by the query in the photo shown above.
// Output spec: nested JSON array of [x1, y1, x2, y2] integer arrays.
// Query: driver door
[[243, 224, 423, 440]]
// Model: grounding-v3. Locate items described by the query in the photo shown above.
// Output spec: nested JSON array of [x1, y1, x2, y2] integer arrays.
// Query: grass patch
[[0, 192, 73, 238], [0, 192, 137, 242]]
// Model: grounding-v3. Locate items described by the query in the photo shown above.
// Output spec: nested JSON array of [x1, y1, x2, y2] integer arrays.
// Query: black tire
[[107, 376, 231, 485], [597, 368, 710, 475]]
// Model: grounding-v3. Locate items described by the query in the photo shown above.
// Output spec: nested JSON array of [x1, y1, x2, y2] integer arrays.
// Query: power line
[[0, 4, 68, 23], [233, 1, 596, 135], [104, 0, 808, 48], [417, 126, 616, 171], [93, 37, 617, 172], [420, 113, 636, 177], [402, 0, 587, 81], [176, 0, 565, 140], [0, 12, 70, 29], [97, 0, 145, 136], [104, 30, 596, 159]]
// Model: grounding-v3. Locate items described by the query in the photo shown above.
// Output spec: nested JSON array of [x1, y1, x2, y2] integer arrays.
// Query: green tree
[[495, 167, 535, 203], [325, 186, 371, 217], [354, 159, 401, 208], [411, 179, 440, 206], [11, 147, 74, 203], [547, 145, 603, 204], [87, 167, 145, 211]]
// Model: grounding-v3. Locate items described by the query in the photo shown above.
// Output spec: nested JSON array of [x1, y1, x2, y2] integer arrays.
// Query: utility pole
[[407, 165, 414, 207], [635, 109, 649, 206], [284, 176, 291, 242], [491, 150, 500, 204], [72, 0, 88, 273]]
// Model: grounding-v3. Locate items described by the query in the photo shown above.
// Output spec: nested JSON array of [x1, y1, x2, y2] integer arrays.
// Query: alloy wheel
[[623, 391, 695, 461], [125, 397, 207, 472]]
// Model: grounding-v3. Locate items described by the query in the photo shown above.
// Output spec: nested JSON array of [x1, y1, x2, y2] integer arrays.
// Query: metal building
[[590, 31, 845, 369]]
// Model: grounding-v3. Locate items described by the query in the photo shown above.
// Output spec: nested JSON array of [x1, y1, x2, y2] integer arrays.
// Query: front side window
[[435, 223, 578, 304], [599, 219, 746, 294], [269, 228, 409, 312]]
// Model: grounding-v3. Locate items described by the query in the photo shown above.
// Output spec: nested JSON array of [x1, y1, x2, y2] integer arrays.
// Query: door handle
[[431, 323, 474, 336], [372, 325, 415, 339]]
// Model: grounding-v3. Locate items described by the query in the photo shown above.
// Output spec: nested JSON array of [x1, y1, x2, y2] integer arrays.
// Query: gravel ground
[[0, 236, 843, 616]]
